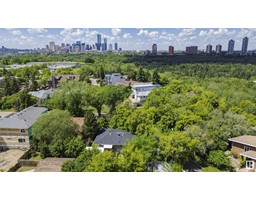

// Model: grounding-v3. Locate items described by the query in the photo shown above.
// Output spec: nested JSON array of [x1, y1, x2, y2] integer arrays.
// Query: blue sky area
[[0, 28, 256, 51]]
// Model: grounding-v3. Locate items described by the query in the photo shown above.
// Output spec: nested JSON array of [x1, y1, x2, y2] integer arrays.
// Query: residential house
[[93, 129, 135, 152], [104, 73, 126, 85], [48, 74, 80, 88], [29, 88, 54, 102], [0, 106, 47, 151], [229, 135, 256, 171], [130, 82, 160, 104]]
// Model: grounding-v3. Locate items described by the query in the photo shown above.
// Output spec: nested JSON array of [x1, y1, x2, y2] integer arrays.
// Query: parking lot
[[0, 150, 25, 172]]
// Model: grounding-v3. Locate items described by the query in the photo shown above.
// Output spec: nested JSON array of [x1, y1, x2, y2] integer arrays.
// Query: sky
[[1, 28, 256, 51]]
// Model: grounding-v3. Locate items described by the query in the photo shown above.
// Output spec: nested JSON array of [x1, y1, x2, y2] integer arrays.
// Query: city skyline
[[1, 28, 256, 51]]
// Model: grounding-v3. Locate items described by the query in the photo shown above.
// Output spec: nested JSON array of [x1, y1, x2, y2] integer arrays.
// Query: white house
[[130, 83, 160, 104], [104, 73, 126, 85]]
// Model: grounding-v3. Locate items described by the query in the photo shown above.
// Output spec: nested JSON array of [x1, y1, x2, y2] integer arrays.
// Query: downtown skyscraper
[[227, 39, 235, 55], [241, 37, 249, 55], [96, 34, 102, 51]]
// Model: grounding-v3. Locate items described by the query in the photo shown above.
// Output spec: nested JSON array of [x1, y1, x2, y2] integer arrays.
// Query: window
[[246, 161, 254, 169], [132, 95, 135, 99], [20, 129, 25, 133], [244, 146, 251, 152], [18, 139, 26, 143]]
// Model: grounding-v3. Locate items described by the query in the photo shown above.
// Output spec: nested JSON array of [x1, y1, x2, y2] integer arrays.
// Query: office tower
[[85, 44, 90, 51], [168, 46, 174, 54], [56, 45, 60, 51], [227, 39, 235, 54], [46, 45, 49, 50], [206, 44, 212, 54], [114, 42, 118, 51], [49, 42, 56, 52], [216, 44, 222, 54], [96, 34, 102, 51], [152, 44, 157, 54], [241, 37, 249, 55], [61, 43, 65, 47], [103, 38, 107, 51], [1, 46, 4, 51], [109, 43, 113, 51], [81, 43, 85, 52], [186, 46, 198, 54], [119, 48, 122, 51]]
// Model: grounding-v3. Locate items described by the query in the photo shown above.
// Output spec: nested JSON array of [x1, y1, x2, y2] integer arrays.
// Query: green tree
[[207, 150, 231, 171], [32, 109, 78, 158], [65, 138, 85, 158], [136, 67, 146, 82], [84, 86, 105, 117], [61, 145, 101, 172], [152, 69, 160, 84], [85, 151, 118, 172], [82, 110, 100, 142], [118, 143, 147, 172]]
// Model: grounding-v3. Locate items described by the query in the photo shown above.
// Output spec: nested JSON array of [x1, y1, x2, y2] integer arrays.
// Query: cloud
[[27, 28, 48, 34], [123, 33, 132, 39], [178, 28, 196, 37], [47, 35, 55, 39], [137, 29, 159, 38], [199, 28, 236, 38], [112, 28, 121, 36], [11, 29, 22, 36], [71, 29, 84, 36]]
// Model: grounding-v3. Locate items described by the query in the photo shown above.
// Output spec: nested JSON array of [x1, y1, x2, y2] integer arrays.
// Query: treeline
[[125, 54, 256, 65]]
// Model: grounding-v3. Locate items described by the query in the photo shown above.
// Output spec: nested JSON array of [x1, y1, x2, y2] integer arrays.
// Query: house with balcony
[[129, 82, 160, 104], [104, 73, 126, 85], [229, 135, 256, 171], [0, 106, 47, 151]]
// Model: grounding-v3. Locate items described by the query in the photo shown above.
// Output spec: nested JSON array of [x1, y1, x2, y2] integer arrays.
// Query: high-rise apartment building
[[216, 44, 222, 54], [206, 44, 212, 54], [109, 43, 113, 51], [114, 43, 118, 51], [152, 44, 157, 55], [49, 42, 56, 52], [186, 46, 198, 54], [241, 37, 249, 55], [227, 39, 235, 54], [168, 46, 174, 54]]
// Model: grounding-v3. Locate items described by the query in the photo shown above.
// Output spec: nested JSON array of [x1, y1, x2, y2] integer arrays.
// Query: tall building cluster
[[44, 34, 120, 53], [149, 37, 249, 56]]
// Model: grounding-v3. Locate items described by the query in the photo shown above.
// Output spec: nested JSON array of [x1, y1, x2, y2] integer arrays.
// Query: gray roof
[[94, 129, 135, 146], [240, 150, 256, 160], [0, 106, 47, 129], [229, 135, 256, 148], [29, 89, 54, 100]]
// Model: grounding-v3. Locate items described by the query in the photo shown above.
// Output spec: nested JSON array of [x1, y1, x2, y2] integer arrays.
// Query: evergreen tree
[[136, 67, 146, 82], [152, 69, 160, 84], [82, 110, 100, 142]]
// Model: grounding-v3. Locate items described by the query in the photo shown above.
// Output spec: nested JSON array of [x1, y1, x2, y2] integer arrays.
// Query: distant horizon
[[1, 28, 256, 51]]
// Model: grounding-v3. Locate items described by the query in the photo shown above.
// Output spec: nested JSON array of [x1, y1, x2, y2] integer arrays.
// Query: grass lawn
[[30, 154, 42, 161], [16, 166, 35, 172], [0, 108, 15, 112]]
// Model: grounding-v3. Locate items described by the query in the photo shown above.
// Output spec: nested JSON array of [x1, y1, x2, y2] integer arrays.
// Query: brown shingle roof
[[229, 135, 256, 148], [72, 117, 84, 132]]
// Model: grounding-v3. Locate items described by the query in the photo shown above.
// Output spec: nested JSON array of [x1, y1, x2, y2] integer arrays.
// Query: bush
[[207, 150, 231, 170], [202, 166, 220, 172]]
